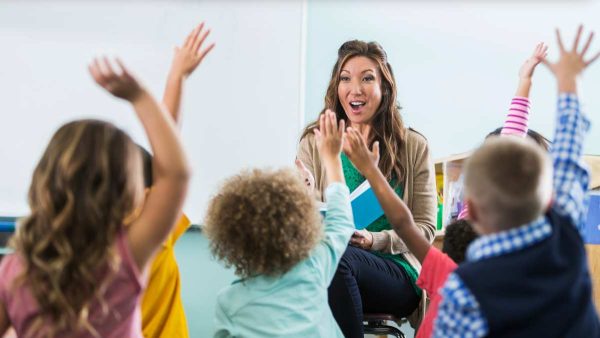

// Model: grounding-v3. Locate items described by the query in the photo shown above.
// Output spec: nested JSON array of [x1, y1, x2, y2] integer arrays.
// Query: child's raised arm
[[343, 128, 430, 262], [543, 25, 599, 227], [163, 22, 215, 125], [89, 58, 191, 270], [313, 110, 345, 185], [501, 43, 548, 137]]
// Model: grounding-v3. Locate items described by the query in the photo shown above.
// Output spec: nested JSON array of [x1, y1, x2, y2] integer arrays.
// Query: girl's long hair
[[10, 119, 142, 337]]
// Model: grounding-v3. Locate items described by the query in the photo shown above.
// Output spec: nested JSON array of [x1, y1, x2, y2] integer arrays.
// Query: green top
[[341, 153, 421, 296]]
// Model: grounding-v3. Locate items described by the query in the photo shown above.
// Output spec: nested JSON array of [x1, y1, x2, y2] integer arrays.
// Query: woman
[[296, 40, 437, 337]]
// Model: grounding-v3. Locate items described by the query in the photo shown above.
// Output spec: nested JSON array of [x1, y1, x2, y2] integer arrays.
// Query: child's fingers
[[586, 51, 600, 67], [313, 128, 322, 140], [193, 28, 211, 54], [102, 56, 117, 77], [338, 119, 345, 135], [556, 28, 566, 52], [372, 141, 380, 158], [581, 31, 595, 57], [572, 24, 584, 52], [197, 43, 216, 65], [88, 62, 104, 85]]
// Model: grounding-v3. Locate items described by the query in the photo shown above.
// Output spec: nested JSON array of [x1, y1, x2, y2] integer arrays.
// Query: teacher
[[296, 40, 437, 337]]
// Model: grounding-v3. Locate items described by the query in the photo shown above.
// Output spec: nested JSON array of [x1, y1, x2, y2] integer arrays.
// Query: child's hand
[[295, 159, 315, 193], [89, 57, 144, 102], [314, 110, 345, 163], [519, 42, 548, 80], [350, 229, 373, 249], [169, 22, 215, 79], [343, 127, 379, 176], [543, 25, 599, 92]]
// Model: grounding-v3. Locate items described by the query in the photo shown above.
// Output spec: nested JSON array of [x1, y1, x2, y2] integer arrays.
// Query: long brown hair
[[301, 40, 406, 183], [10, 119, 142, 337]]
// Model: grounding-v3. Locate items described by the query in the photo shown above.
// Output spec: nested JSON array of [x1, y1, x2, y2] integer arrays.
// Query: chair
[[363, 313, 405, 338]]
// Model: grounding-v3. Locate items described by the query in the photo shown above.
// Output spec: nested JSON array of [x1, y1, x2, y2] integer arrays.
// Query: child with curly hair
[[205, 110, 354, 337]]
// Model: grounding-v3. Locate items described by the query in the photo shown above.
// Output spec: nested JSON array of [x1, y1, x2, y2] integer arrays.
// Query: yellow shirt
[[141, 214, 191, 338]]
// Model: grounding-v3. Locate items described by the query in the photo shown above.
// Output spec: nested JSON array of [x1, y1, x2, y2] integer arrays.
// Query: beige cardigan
[[297, 128, 437, 326]]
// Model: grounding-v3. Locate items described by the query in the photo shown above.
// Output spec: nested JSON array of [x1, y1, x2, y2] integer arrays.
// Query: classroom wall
[[0, 1, 305, 223], [305, 0, 600, 160]]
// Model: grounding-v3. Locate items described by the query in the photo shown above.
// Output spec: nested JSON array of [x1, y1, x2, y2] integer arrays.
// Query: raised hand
[[314, 110, 345, 162], [519, 42, 548, 80], [343, 127, 379, 176], [295, 158, 315, 193], [170, 22, 215, 78], [314, 109, 345, 184], [543, 25, 599, 92], [89, 57, 143, 102]]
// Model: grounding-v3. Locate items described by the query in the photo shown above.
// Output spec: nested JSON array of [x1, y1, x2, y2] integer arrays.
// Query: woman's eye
[[340, 76, 350, 81], [363, 75, 375, 82]]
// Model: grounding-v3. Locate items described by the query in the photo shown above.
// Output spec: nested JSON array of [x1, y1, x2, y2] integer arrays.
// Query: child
[[457, 42, 549, 220], [140, 23, 214, 338], [345, 42, 548, 338], [205, 111, 354, 337], [433, 26, 600, 337], [0, 58, 190, 337]]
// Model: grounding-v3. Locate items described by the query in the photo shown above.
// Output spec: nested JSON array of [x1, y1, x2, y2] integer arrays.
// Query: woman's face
[[337, 56, 382, 126]]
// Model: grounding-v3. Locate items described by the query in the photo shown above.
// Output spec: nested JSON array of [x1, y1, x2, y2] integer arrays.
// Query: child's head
[[204, 168, 322, 279], [464, 136, 552, 234], [487, 127, 551, 152], [442, 219, 478, 264], [11, 119, 144, 334]]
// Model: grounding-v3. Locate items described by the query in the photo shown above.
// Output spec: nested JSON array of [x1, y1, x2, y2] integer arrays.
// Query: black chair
[[363, 313, 405, 338]]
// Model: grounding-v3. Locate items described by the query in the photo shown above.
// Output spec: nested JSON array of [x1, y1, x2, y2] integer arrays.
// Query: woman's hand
[[89, 57, 144, 102], [169, 22, 215, 79], [295, 159, 315, 193], [343, 127, 379, 176], [519, 42, 548, 80], [350, 229, 373, 249]]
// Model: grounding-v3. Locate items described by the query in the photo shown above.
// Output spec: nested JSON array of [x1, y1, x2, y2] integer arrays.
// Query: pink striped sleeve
[[500, 96, 530, 137], [457, 204, 469, 220]]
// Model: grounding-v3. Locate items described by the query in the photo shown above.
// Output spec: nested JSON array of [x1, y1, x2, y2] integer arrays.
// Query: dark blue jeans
[[328, 246, 420, 338]]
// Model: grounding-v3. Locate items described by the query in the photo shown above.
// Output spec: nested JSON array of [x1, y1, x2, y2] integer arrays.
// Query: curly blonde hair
[[204, 168, 322, 278], [10, 119, 142, 337]]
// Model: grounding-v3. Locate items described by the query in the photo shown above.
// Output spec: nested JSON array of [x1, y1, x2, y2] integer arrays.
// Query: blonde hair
[[464, 136, 552, 231], [204, 168, 322, 278], [9, 119, 142, 337]]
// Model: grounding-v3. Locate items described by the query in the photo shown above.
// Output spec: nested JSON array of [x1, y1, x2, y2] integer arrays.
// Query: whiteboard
[[0, 1, 305, 223], [305, 0, 600, 161]]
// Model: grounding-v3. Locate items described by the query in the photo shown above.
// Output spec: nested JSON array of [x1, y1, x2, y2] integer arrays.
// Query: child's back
[[0, 230, 143, 338], [213, 183, 352, 338], [433, 26, 600, 337], [208, 111, 353, 337]]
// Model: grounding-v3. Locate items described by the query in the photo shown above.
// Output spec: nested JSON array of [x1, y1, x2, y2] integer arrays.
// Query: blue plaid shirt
[[432, 93, 590, 337]]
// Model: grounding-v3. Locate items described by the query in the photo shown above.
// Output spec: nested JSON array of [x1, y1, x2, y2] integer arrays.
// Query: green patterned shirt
[[341, 153, 421, 296]]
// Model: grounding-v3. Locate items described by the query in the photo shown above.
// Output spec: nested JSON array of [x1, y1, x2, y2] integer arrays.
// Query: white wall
[[305, 0, 600, 160], [0, 1, 305, 223]]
